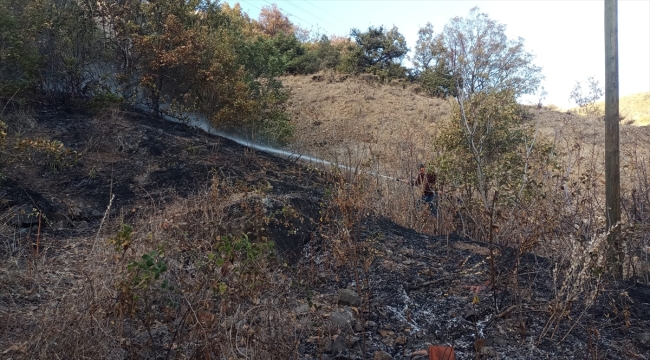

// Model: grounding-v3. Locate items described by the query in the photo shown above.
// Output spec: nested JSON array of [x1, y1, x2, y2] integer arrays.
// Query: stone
[[395, 336, 407, 345], [319, 337, 332, 353], [295, 303, 310, 316], [463, 305, 478, 322], [636, 332, 650, 350], [74, 221, 88, 229], [381, 337, 396, 347], [486, 336, 507, 347], [479, 346, 497, 357], [348, 336, 360, 347], [331, 335, 348, 354], [373, 350, 393, 360], [329, 310, 354, 333], [338, 289, 361, 307], [410, 349, 428, 358], [10, 205, 40, 227], [354, 319, 364, 332], [68, 205, 82, 218]]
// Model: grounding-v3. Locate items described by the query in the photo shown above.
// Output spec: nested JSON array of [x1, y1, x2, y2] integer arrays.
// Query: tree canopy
[[348, 25, 409, 78], [411, 22, 444, 73], [438, 7, 543, 98]]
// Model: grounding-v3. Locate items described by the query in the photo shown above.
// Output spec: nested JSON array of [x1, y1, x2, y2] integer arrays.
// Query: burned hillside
[[1, 106, 649, 359]]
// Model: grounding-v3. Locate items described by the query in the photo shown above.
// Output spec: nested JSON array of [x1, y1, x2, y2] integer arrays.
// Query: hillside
[[568, 92, 650, 126], [281, 73, 650, 184], [1, 78, 650, 358], [3, 0, 650, 357], [282, 73, 449, 168]]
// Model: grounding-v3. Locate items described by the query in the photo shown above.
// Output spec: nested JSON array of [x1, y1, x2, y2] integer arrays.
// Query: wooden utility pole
[[604, 0, 621, 278]]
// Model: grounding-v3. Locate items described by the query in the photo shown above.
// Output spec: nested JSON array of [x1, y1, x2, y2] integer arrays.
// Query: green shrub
[[288, 35, 341, 74]]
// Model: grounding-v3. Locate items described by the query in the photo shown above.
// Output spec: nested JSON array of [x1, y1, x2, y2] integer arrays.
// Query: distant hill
[[569, 92, 650, 126]]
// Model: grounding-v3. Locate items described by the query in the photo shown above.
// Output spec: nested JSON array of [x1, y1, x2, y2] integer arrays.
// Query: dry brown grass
[[568, 92, 650, 126], [1, 174, 322, 359], [281, 72, 449, 167]]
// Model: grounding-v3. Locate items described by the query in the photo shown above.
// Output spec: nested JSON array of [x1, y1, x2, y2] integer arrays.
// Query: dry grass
[[568, 92, 650, 126], [281, 72, 449, 167], [284, 75, 648, 202], [1, 174, 322, 359]]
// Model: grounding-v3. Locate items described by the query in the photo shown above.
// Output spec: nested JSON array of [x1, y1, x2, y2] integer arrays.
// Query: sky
[[233, 0, 650, 110]]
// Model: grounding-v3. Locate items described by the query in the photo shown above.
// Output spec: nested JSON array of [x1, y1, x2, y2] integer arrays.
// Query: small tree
[[1, 0, 105, 100], [349, 25, 409, 79], [569, 76, 604, 118], [135, 13, 204, 117], [439, 7, 542, 98], [411, 22, 445, 73], [0, 0, 42, 94], [258, 4, 293, 37], [289, 35, 341, 74], [419, 61, 456, 98]]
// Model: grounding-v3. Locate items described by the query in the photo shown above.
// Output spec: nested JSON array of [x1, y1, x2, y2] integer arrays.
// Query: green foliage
[[271, 32, 306, 73], [435, 91, 550, 210], [214, 233, 275, 265], [87, 92, 123, 114], [238, 34, 288, 79], [286, 35, 341, 74], [127, 250, 169, 289], [419, 62, 456, 98], [348, 26, 409, 80], [114, 246, 172, 324], [1, 0, 113, 100], [0, 0, 42, 94], [2, 0, 295, 141]]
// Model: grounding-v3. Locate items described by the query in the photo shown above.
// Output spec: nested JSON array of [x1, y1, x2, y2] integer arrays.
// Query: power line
[[239, 0, 264, 13], [283, 0, 339, 29], [302, 0, 338, 21]]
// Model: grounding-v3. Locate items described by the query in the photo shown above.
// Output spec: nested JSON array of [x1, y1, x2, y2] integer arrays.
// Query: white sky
[[235, 0, 650, 109]]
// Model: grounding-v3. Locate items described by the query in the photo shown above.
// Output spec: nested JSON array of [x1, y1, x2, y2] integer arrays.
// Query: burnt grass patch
[[295, 216, 650, 359]]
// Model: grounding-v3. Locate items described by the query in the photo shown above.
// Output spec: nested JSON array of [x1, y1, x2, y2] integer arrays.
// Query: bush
[[288, 35, 341, 74], [418, 63, 456, 98]]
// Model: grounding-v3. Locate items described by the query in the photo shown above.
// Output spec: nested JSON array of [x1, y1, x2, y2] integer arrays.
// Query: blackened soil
[[0, 107, 325, 248], [296, 216, 650, 359]]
